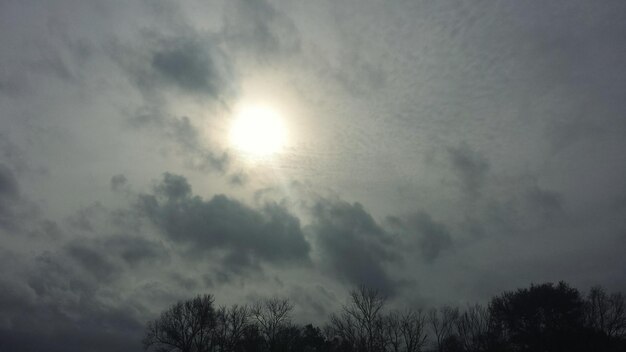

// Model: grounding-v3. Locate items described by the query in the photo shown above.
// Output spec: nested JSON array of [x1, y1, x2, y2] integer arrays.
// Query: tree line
[[143, 282, 626, 352]]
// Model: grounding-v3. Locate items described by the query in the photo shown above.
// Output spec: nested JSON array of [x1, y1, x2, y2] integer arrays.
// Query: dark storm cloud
[[0, 248, 144, 352], [66, 243, 119, 282], [307, 198, 400, 295], [0, 196, 171, 352], [447, 143, 489, 197], [137, 173, 310, 271]]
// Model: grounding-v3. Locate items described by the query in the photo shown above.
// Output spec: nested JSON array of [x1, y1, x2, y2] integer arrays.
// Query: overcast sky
[[1, 0, 626, 350]]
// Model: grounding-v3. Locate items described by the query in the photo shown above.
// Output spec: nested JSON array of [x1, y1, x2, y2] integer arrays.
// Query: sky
[[1, 0, 626, 350]]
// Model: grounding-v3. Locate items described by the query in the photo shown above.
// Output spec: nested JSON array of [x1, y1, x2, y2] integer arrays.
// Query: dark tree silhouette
[[143, 294, 217, 352], [428, 306, 459, 352], [489, 281, 586, 352], [384, 309, 428, 352], [585, 286, 626, 339], [250, 297, 294, 352], [215, 304, 251, 352], [328, 286, 387, 352], [143, 282, 626, 352]]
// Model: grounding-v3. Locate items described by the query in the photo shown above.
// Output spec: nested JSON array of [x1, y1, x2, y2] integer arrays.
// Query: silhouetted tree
[[240, 324, 265, 352], [329, 286, 387, 352], [581, 286, 626, 351], [454, 304, 507, 352], [489, 281, 586, 352], [585, 286, 626, 339], [144, 294, 217, 352], [293, 324, 328, 352], [384, 309, 428, 352], [215, 304, 251, 352], [251, 297, 294, 352], [429, 306, 459, 352], [142, 282, 626, 352]]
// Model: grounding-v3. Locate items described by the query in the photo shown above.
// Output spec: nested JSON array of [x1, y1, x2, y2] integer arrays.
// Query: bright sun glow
[[230, 105, 287, 157]]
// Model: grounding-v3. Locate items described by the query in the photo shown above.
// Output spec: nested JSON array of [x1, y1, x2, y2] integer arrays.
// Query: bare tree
[[385, 311, 403, 352], [428, 306, 459, 352], [586, 286, 626, 338], [400, 309, 429, 352], [143, 294, 217, 352], [455, 304, 491, 352], [329, 286, 387, 352], [215, 304, 251, 352], [385, 309, 428, 352], [251, 297, 294, 351]]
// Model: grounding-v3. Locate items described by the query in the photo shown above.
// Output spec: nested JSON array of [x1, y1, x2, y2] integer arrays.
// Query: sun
[[229, 105, 287, 157]]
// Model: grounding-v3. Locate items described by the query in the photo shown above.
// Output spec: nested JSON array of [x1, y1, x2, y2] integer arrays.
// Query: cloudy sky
[[1, 0, 626, 350]]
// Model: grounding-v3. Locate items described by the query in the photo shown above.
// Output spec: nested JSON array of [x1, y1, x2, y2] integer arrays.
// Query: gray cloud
[[110, 28, 235, 101], [307, 198, 400, 295], [222, 0, 300, 59], [525, 184, 563, 222], [110, 174, 127, 192], [166, 116, 229, 172], [228, 171, 248, 187], [150, 38, 226, 96], [447, 143, 489, 197], [109, 27, 235, 173], [137, 173, 311, 271], [0, 163, 19, 200], [407, 212, 453, 263], [128, 110, 230, 173], [0, 164, 22, 231], [0, 247, 144, 352]]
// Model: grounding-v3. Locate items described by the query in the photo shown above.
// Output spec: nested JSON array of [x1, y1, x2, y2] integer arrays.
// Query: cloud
[[525, 184, 563, 222], [229, 171, 248, 186], [0, 248, 144, 352], [0, 163, 19, 200], [165, 116, 229, 172], [150, 37, 228, 96], [222, 0, 301, 59], [447, 143, 489, 197], [307, 198, 400, 295], [406, 212, 453, 263], [128, 110, 230, 173], [0, 164, 22, 231], [65, 235, 170, 284], [109, 29, 234, 173], [110, 174, 127, 192], [110, 28, 235, 101], [386, 211, 453, 263], [137, 173, 311, 271]]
